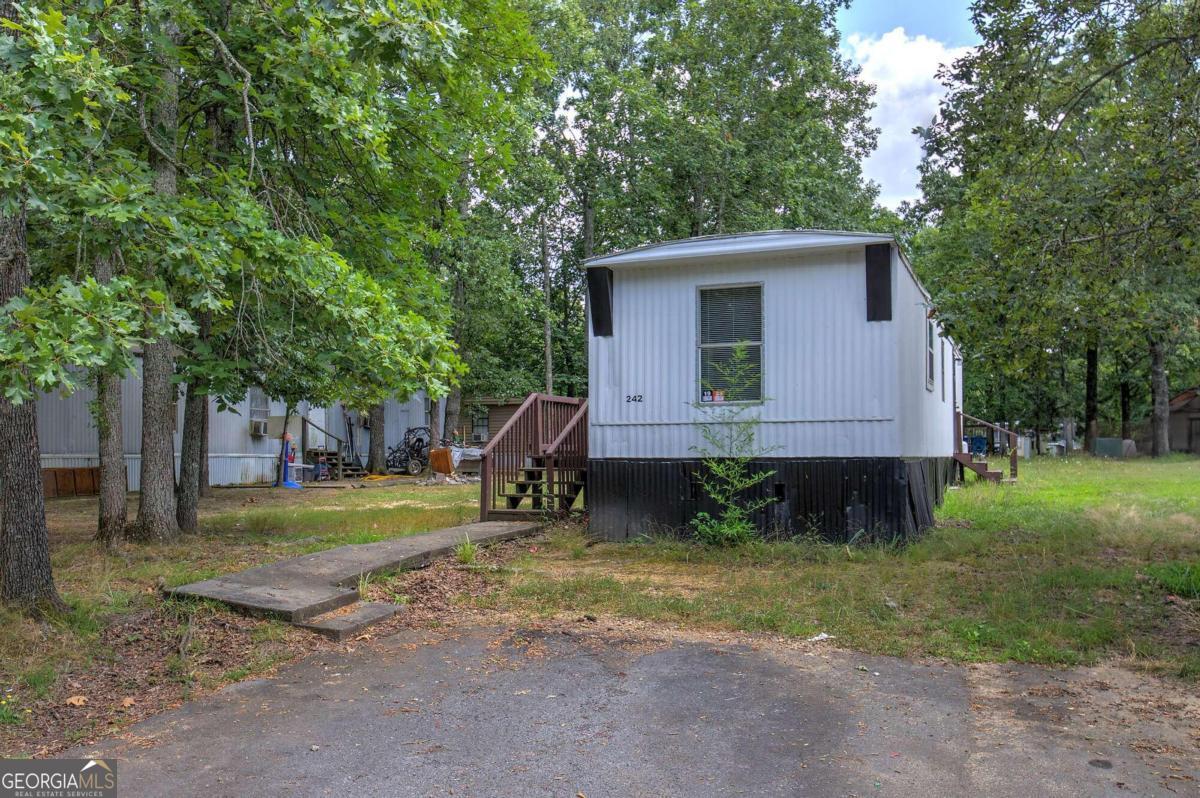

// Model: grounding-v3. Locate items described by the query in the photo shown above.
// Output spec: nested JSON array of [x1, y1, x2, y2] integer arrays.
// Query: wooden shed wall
[[487, 403, 522, 439]]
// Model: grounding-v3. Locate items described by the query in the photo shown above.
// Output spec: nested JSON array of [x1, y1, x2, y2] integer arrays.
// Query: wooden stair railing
[[544, 400, 588, 513], [479, 393, 588, 520], [954, 410, 1018, 483], [301, 416, 356, 480]]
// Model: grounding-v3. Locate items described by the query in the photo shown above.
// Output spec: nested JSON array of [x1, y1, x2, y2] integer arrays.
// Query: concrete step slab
[[167, 520, 541, 626], [169, 580, 360, 622], [298, 602, 400, 641]]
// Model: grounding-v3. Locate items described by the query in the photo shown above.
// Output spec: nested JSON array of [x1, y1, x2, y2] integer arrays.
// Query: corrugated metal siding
[[205, 455, 279, 486], [588, 246, 900, 458], [36, 385, 101, 455], [37, 377, 439, 488], [893, 249, 956, 458], [40, 453, 280, 490], [587, 457, 954, 543]]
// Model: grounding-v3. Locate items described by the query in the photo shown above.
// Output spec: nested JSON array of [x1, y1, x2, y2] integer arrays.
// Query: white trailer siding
[[893, 247, 957, 458], [590, 245, 904, 459], [36, 359, 441, 488], [587, 232, 957, 461]]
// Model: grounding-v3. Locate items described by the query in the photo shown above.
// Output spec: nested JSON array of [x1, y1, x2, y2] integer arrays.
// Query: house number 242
[[625, 394, 643, 402]]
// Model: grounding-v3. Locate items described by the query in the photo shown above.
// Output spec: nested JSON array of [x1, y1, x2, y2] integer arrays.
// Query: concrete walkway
[[169, 520, 540, 638]]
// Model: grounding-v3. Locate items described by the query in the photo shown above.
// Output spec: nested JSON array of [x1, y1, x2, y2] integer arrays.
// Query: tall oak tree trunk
[[0, 0, 62, 610], [133, 15, 181, 542], [1119, 379, 1133, 441], [366, 403, 386, 473], [199, 399, 212, 497], [444, 390, 462, 441], [541, 220, 553, 394], [0, 218, 61, 608], [176, 314, 210, 532], [93, 255, 127, 547], [175, 383, 205, 531]]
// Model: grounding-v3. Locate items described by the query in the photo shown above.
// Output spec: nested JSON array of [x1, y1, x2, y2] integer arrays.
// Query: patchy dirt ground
[[0, 536, 533, 757], [11, 531, 1200, 795], [66, 614, 1199, 797]]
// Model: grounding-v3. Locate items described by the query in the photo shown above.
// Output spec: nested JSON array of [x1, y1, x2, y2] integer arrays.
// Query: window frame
[[471, 411, 489, 441], [940, 339, 946, 402], [248, 387, 270, 421], [926, 319, 936, 392], [696, 281, 764, 405]]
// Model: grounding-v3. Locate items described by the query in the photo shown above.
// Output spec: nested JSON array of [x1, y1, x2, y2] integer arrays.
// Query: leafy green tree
[[914, 1, 1200, 453], [0, 1, 190, 605]]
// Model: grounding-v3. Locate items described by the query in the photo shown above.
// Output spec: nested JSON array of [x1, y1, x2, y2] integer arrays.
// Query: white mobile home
[[36, 360, 445, 490], [584, 230, 963, 541]]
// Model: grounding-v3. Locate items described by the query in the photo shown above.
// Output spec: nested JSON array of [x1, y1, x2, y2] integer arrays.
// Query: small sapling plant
[[691, 343, 778, 545]]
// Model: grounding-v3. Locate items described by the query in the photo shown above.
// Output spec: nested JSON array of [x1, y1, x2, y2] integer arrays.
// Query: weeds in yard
[[3, 482, 482, 755], [456, 534, 478, 565], [0, 692, 28, 726], [1144, 561, 1200, 598], [492, 457, 1200, 676], [357, 572, 373, 600], [251, 622, 289, 644], [19, 666, 56, 700]]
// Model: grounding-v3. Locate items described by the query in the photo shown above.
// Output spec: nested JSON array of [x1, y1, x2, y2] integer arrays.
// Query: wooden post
[[479, 452, 490, 521], [544, 453, 556, 513], [534, 396, 543, 455], [1009, 431, 1018, 480], [541, 221, 553, 395]]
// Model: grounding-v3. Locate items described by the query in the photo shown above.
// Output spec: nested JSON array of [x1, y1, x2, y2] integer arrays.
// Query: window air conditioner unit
[[249, 419, 269, 437], [470, 433, 485, 444]]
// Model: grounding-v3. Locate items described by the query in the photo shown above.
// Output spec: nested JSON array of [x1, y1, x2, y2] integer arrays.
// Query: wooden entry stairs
[[480, 394, 588, 520], [954, 411, 1018, 484]]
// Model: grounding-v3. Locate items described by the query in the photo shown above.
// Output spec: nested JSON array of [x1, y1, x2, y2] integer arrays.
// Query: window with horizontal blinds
[[698, 285, 762, 402]]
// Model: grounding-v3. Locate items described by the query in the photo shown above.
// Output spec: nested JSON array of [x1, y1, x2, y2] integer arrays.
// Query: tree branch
[[200, 25, 257, 179]]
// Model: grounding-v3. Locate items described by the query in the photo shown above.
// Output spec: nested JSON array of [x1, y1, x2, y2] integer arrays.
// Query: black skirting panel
[[587, 457, 955, 544]]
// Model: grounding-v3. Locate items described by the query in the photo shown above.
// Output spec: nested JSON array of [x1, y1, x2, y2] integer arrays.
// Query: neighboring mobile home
[[584, 230, 962, 541], [36, 361, 445, 490]]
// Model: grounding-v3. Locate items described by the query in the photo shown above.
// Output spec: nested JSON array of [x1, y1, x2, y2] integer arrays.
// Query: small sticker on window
[[701, 389, 726, 403]]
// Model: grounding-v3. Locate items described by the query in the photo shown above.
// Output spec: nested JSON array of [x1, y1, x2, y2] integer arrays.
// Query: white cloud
[[843, 28, 971, 209]]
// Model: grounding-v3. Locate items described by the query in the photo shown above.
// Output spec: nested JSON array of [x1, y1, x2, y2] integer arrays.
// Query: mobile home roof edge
[[583, 229, 893, 267], [584, 229, 932, 302]]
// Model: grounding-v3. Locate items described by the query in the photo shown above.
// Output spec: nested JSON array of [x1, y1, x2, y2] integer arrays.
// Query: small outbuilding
[[584, 230, 962, 542], [1168, 387, 1200, 454]]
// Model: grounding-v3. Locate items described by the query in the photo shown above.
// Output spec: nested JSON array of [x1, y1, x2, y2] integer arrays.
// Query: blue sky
[[837, 0, 979, 48], [835, 1, 980, 208]]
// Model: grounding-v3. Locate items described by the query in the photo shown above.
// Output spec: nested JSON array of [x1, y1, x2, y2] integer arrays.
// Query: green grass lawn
[[6, 459, 1198, 754], [488, 456, 1200, 678]]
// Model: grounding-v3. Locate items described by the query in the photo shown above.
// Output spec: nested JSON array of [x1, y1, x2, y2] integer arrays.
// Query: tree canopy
[[909, 0, 1200, 448]]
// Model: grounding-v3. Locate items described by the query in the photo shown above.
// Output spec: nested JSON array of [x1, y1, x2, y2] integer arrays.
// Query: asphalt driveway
[[70, 622, 1198, 797]]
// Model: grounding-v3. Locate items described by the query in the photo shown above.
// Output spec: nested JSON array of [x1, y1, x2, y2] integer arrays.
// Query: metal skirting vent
[[587, 457, 955, 544]]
